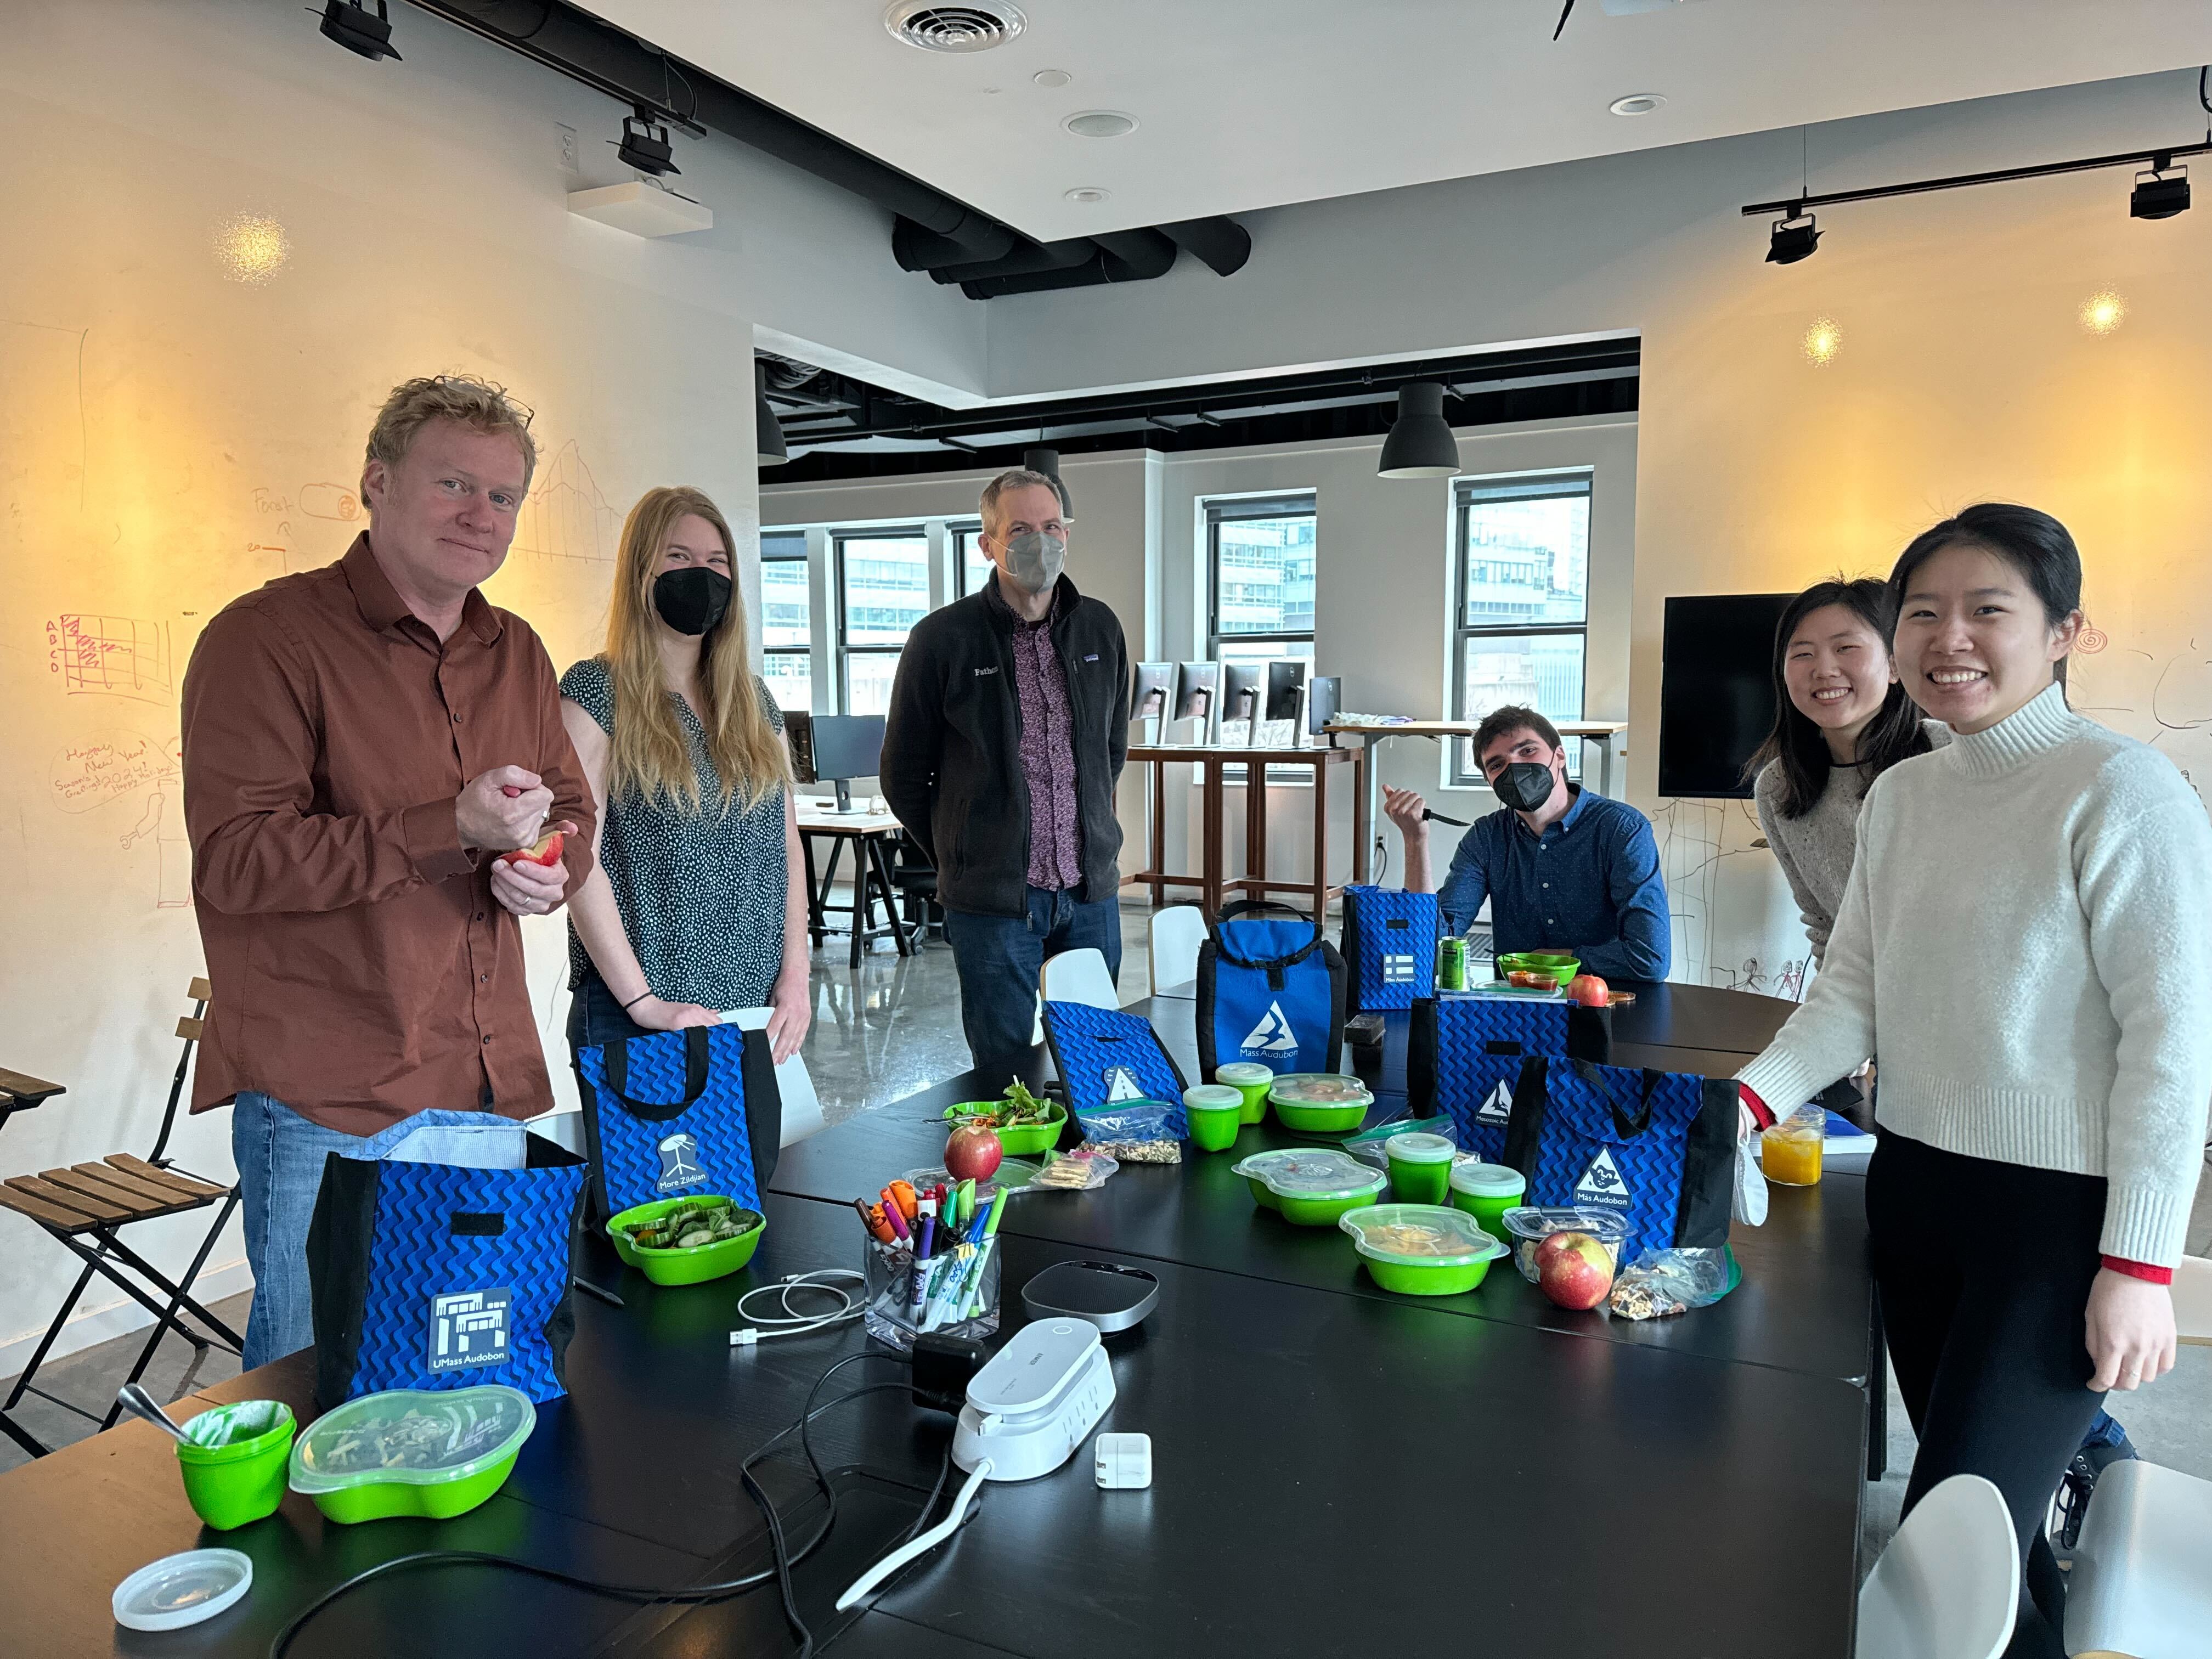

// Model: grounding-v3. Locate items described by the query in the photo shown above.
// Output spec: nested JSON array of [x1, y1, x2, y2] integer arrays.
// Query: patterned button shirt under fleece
[[1008, 603, 1082, 889]]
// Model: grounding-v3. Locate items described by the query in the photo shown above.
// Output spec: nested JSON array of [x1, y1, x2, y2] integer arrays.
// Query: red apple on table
[[1536, 1231, 1616, 1310], [1566, 973, 1610, 1008], [944, 1125, 1004, 1183]]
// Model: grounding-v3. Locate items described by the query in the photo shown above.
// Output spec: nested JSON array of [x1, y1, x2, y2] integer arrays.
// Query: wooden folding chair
[[0, 979, 242, 1458]]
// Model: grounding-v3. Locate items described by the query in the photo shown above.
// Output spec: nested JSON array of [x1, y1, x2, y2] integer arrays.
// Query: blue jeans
[[942, 887, 1123, 1074], [232, 1094, 501, 1370]]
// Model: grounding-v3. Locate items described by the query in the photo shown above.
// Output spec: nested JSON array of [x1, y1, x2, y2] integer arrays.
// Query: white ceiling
[[582, 1, 2212, 242]]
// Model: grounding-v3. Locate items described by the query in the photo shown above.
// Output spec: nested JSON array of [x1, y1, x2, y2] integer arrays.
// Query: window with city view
[[837, 531, 929, 716], [953, 523, 992, 596], [1207, 494, 1317, 669], [759, 531, 811, 716], [1453, 473, 1591, 786]]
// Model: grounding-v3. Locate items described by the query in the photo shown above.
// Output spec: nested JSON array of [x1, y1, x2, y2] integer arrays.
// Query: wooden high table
[[1122, 742, 1367, 918], [1325, 718, 1629, 849], [794, 803, 917, 969]]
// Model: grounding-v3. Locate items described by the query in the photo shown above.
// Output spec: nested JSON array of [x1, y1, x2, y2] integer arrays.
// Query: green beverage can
[[1436, 936, 1469, 991]]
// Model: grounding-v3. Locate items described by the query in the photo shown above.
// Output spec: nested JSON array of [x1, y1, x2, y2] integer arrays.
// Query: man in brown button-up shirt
[[182, 375, 594, 1367]]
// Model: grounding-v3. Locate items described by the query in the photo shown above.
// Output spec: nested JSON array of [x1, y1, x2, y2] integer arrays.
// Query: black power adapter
[[910, 1332, 989, 1414]]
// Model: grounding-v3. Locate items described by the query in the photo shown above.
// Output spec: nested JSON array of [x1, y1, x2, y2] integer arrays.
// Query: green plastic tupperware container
[[1340, 1204, 1506, 1296], [1447, 1161, 1527, 1245], [1231, 1148, 1387, 1224], [944, 1099, 1066, 1156], [175, 1401, 295, 1531], [1182, 1085, 1244, 1152], [1268, 1073, 1374, 1135], [290, 1385, 534, 1524], [1384, 1132, 1455, 1205], [1214, 1062, 1274, 1125], [1497, 952, 1581, 989], [607, 1195, 766, 1286]]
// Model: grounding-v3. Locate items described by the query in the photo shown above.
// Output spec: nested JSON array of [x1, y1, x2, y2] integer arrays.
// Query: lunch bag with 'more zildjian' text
[[575, 1024, 781, 1222]]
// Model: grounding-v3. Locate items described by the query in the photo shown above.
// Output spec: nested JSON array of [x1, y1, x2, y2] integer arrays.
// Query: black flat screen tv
[[1656, 592, 1795, 798]]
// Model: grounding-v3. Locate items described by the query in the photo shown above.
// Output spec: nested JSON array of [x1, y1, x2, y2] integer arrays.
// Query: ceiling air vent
[[884, 3, 1027, 53]]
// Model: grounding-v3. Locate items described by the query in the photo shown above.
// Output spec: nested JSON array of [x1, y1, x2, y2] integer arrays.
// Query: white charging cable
[[728, 1269, 867, 1346], [834, 1458, 992, 1611]]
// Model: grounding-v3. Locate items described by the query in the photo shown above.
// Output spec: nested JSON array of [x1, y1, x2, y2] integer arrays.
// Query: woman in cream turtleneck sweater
[[1737, 504, 2212, 1659]]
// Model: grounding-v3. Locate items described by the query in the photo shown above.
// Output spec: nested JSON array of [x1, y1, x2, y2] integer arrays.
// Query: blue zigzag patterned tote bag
[[1041, 1001, 1190, 1137], [1500, 1057, 1737, 1264], [307, 1131, 587, 1406], [1406, 994, 1611, 1163], [1338, 885, 1440, 1012], [575, 1024, 780, 1220]]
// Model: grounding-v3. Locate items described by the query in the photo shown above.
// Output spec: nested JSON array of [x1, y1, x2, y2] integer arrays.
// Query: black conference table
[[1, 981, 1875, 1658]]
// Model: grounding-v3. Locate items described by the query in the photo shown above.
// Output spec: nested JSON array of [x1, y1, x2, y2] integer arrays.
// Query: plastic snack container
[[1182, 1085, 1245, 1152], [289, 1385, 535, 1523], [1214, 1062, 1274, 1125], [1339, 1205, 1506, 1296], [1230, 1148, 1387, 1224], [174, 1401, 295, 1531], [1268, 1073, 1374, 1135], [1447, 1161, 1527, 1244], [607, 1195, 766, 1286], [1498, 1206, 1629, 1284], [1383, 1132, 1455, 1205]]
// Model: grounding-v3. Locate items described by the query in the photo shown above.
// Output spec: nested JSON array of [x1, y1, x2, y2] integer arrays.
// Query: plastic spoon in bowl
[[115, 1383, 191, 1444]]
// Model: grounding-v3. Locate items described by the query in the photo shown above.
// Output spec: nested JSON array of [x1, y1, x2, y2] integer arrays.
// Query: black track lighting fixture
[[317, 0, 400, 61], [616, 106, 680, 177], [1765, 206, 1821, 265], [1376, 383, 1461, 479], [1022, 447, 1074, 521], [755, 364, 788, 467], [2130, 160, 2191, 221]]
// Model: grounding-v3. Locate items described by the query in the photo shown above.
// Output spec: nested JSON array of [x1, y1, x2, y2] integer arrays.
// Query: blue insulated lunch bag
[[1338, 885, 1441, 1012], [1196, 901, 1347, 1080], [1041, 1001, 1190, 1137], [575, 1024, 781, 1221], [1501, 1057, 1737, 1264], [307, 1131, 588, 1407], [1407, 993, 1612, 1163]]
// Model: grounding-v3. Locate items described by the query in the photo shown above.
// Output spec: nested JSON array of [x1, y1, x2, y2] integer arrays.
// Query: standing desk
[[1122, 741, 1367, 918]]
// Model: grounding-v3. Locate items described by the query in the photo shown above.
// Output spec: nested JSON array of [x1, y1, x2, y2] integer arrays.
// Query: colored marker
[[982, 1186, 1009, 1238], [881, 1200, 911, 1242]]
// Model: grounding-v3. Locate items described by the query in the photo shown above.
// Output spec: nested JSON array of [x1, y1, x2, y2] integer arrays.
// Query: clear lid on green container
[[290, 1385, 535, 1493], [1339, 1204, 1504, 1265], [1214, 1062, 1274, 1085], [1448, 1161, 1527, 1198], [1182, 1085, 1244, 1110], [1267, 1073, 1373, 1108], [1230, 1148, 1386, 1200], [1498, 1205, 1629, 1245], [1383, 1132, 1455, 1165]]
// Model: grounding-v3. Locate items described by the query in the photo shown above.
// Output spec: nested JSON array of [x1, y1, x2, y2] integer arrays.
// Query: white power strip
[[951, 1320, 1116, 1483]]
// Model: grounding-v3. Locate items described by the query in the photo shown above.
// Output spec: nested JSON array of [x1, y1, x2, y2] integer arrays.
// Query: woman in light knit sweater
[[1737, 504, 2212, 1659]]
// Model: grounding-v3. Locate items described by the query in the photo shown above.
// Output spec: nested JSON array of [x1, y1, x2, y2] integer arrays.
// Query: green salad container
[[1231, 1148, 1387, 1225], [944, 1099, 1066, 1156], [1448, 1161, 1527, 1244], [1268, 1073, 1374, 1135], [290, 1385, 534, 1524], [607, 1194, 766, 1286], [1340, 1204, 1506, 1296], [1182, 1085, 1245, 1152], [1213, 1062, 1274, 1125], [1497, 952, 1581, 989], [175, 1401, 295, 1531]]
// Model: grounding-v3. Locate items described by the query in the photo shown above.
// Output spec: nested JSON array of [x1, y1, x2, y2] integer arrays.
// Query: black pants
[[566, 969, 780, 1217], [1867, 1128, 2109, 1659]]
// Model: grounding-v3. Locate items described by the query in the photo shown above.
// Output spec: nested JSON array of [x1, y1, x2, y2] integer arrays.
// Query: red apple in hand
[[944, 1125, 1003, 1183], [499, 830, 565, 868], [1536, 1231, 1616, 1310]]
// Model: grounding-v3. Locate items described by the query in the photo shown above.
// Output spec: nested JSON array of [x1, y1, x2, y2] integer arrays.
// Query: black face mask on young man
[[652, 566, 732, 636], [1490, 761, 1558, 814]]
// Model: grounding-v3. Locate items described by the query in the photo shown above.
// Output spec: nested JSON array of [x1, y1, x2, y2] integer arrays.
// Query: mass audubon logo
[[1476, 1080, 1513, 1126], [1239, 1002, 1301, 1058], [1573, 1147, 1631, 1209]]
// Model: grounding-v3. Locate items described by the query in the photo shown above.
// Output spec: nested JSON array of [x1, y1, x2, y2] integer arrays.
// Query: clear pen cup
[[862, 1237, 1001, 1352]]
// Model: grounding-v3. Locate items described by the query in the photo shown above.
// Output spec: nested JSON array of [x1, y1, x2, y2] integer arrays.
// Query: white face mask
[[1001, 531, 1066, 594]]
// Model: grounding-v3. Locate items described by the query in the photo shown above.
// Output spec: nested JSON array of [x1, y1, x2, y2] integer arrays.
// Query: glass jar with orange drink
[[1762, 1107, 1825, 1187]]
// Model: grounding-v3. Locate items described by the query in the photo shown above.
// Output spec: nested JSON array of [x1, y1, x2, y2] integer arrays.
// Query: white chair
[[1856, 1474, 2018, 1659], [1148, 905, 1206, 1000], [1040, 947, 1120, 1011], [2066, 1458, 2212, 1658]]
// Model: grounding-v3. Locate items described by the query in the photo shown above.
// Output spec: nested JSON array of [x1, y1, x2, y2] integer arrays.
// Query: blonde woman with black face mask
[[561, 488, 810, 1115]]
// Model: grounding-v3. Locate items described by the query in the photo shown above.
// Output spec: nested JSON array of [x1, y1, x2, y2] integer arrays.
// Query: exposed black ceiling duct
[[926, 234, 1101, 284], [405, 0, 1247, 296]]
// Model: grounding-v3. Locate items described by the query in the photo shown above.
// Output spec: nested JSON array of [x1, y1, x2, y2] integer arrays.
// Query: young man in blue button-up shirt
[[1384, 706, 1672, 981]]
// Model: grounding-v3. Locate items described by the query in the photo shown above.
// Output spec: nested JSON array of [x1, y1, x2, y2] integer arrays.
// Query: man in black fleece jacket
[[882, 469, 1130, 1073]]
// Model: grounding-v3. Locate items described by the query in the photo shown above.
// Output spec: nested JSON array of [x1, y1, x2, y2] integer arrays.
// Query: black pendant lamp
[[755, 363, 787, 467], [1022, 446, 1074, 521], [1376, 382, 1459, 479]]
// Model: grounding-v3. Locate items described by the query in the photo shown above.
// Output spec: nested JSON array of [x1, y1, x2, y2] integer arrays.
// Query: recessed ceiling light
[[1064, 187, 1110, 204], [884, 2, 1025, 52], [1609, 93, 1666, 117], [1032, 68, 1072, 88], [1063, 110, 1137, 139]]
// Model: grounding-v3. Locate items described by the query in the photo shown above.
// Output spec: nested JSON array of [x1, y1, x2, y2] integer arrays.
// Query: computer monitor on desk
[[808, 714, 887, 814]]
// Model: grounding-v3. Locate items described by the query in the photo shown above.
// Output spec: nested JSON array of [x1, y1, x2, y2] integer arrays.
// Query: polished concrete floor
[[9, 900, 2212, 1609]]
